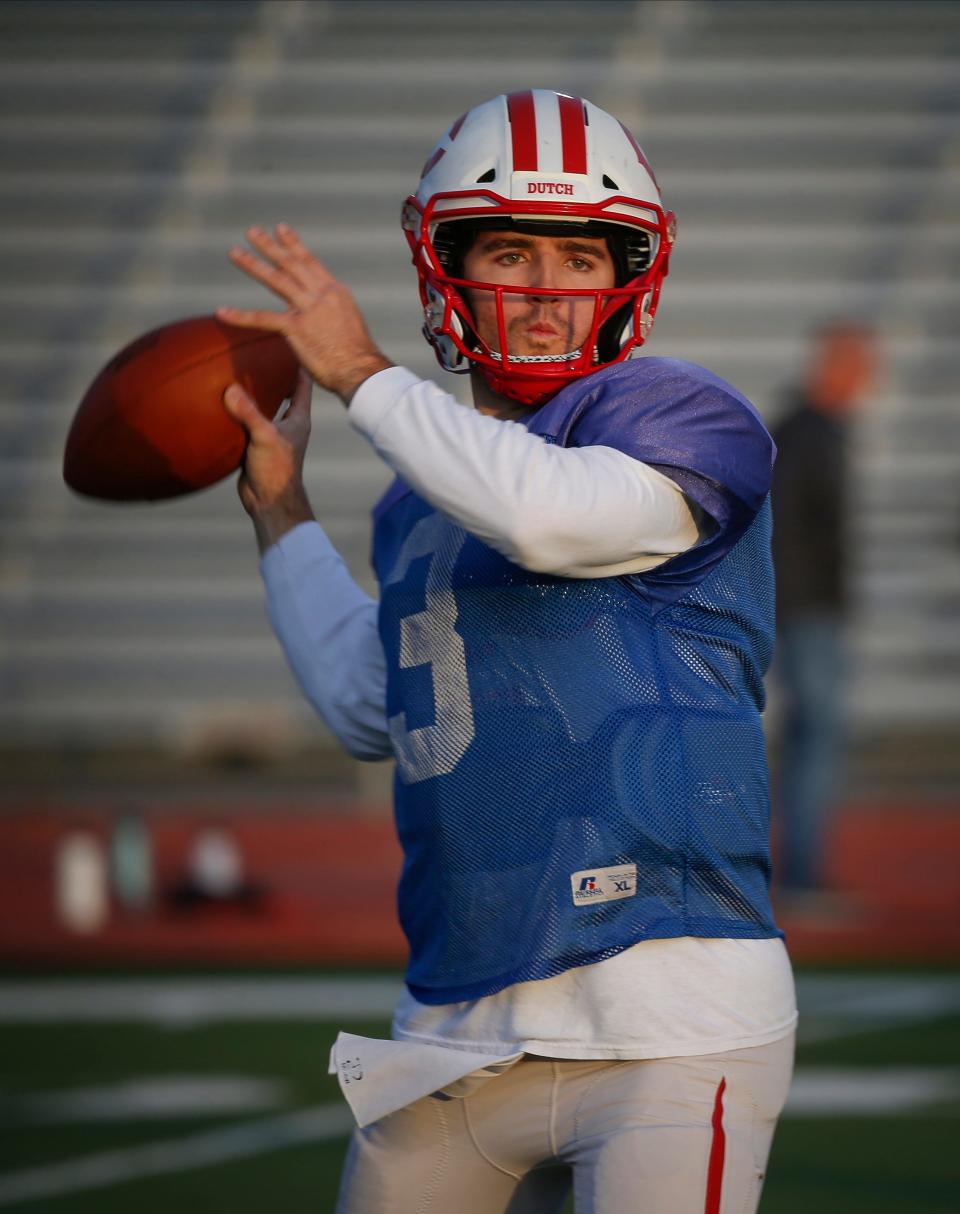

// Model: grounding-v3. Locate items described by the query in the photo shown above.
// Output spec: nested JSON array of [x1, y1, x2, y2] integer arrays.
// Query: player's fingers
[[273, 223, 337, 281], [275, 223, 309, 252], [228, 246, 313, 308], [216, 305, 289, 332], [235, 473, 255, 511], [286, 367, 313, 417], [274, 370, 312, 437], [244, 226, 328, 293], [223, 383, 275, 442], [264, 223, 340, 293], [244, 225, 295, 262]]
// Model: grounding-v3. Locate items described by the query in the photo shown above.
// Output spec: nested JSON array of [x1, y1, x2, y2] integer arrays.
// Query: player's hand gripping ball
[[63, 315, 298, 501]]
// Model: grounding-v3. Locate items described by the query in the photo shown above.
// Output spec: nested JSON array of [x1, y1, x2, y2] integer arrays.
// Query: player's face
[[462, 231, 615, 359]]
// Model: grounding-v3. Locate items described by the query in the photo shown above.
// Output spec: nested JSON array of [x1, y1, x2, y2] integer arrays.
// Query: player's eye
[[567, 256, 594, 272]]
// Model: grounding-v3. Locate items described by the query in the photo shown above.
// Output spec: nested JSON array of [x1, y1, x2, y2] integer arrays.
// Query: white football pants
[[334, 1033, 795, 1214]]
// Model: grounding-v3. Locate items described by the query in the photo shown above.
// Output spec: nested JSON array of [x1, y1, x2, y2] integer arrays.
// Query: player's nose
[[528, 257, 562, 300]]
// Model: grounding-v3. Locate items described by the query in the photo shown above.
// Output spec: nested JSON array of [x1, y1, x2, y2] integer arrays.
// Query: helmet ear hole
[[424, 283, 477, 371], [476, 168, 496, 183]]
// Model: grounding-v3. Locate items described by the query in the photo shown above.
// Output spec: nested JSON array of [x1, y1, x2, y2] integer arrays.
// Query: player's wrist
[[250, 489, 315, 555], [328, 353, 394, 407]]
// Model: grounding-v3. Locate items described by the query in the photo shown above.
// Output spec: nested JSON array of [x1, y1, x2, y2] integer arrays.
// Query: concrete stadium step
[[5, 637, 291, 687], [0, 592, 269, 644], [2, 667, 955, 742], [677, 0, 960, 47], [8, 167, 956, 230], [0, 0, 256, 36], [5, 279, 958, 346], [7, 577, 957, 661], [6, 520, 956, 597], [4, 110, 947, 149], [0, 524, 378, 584], [5, 114, 949, 175], [0, 0, 956, 747], [9, 344, 960, 414], [0, 693, 327, 747], [2, 455, 392, 514], [7, 559, 952, 628], [9, 223, 958, 289]]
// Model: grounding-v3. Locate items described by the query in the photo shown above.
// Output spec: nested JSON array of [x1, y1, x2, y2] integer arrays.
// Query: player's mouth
[[525, 322, 561, 338]]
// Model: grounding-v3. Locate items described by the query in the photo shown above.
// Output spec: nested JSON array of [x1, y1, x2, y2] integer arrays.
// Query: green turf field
[[1, 969, 957, 1213]]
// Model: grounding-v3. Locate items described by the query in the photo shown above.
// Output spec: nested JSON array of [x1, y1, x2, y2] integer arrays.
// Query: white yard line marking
[[0, 1102, 354, 1207], [15, 1075, 288, 1123], [0, 977, 404, 1024], [786, 1067, 960, 1116], [1, 975, 958, 1037], [794, 974, 960, 1043]]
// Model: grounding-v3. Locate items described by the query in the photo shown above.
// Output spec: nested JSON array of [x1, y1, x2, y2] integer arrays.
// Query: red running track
[[0, 802, 956, 966]]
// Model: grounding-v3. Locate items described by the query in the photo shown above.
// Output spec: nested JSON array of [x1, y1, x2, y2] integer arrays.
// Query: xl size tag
[[570, 864, 637, 907]]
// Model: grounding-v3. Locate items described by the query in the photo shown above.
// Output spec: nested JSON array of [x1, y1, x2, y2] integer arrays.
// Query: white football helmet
[[402, 90, 676, 406]]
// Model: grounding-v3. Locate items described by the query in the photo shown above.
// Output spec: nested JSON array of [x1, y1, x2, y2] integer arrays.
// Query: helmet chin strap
[[479, 361, 585, 408], [481, 346, 590, 406], [488, 348, 583, 365]]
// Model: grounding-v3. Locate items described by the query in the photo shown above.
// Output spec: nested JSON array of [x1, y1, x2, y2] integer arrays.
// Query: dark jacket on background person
[[771, 395, 850, 624]]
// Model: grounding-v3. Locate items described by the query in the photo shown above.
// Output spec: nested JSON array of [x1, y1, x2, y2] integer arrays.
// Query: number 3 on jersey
[[384, 514, 475, 784]]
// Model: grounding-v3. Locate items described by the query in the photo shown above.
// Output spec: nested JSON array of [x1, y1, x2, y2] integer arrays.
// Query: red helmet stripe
[[618, 120, 660, 190], [420, 146, 446, 180], [448, 112, 467, 142], [507, 91, 538, 171], [557, 94, 587, 174]]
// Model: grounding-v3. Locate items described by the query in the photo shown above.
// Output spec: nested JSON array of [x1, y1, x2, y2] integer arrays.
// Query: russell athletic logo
[[528, 181, 575, 195], [570, 863, 638, 906]]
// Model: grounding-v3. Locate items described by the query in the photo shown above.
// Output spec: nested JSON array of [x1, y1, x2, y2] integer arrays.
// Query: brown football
[[63, 315, 299, 501]]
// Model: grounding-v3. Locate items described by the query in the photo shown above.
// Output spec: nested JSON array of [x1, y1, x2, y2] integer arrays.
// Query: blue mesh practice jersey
[[372, 358, 781, 1005]]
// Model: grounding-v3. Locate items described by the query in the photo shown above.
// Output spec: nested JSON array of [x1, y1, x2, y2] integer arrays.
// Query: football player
[[220, 90, 796, 1214]]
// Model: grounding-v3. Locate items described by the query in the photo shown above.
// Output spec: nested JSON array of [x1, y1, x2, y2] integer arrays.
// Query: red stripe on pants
[[705, 1076, 727, 1214]]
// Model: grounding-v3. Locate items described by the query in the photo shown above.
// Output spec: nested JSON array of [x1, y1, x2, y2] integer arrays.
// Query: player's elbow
[[331, 716, 392, 761], [308, 687, 392, 762], [344, 736, 393, 762]]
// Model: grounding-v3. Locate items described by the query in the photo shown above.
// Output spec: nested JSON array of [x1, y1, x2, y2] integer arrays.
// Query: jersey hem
[[406, 923, 784, 1006]]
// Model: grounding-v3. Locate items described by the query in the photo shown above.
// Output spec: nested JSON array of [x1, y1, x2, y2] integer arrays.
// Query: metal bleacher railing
[[0, 0, 958, 770]]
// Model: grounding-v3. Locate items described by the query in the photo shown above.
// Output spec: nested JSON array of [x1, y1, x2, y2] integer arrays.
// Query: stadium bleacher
[[0, 0, 958, 790]]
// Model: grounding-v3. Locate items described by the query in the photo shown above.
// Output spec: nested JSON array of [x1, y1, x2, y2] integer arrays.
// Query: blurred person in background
[[771, 321, 878, 906]]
